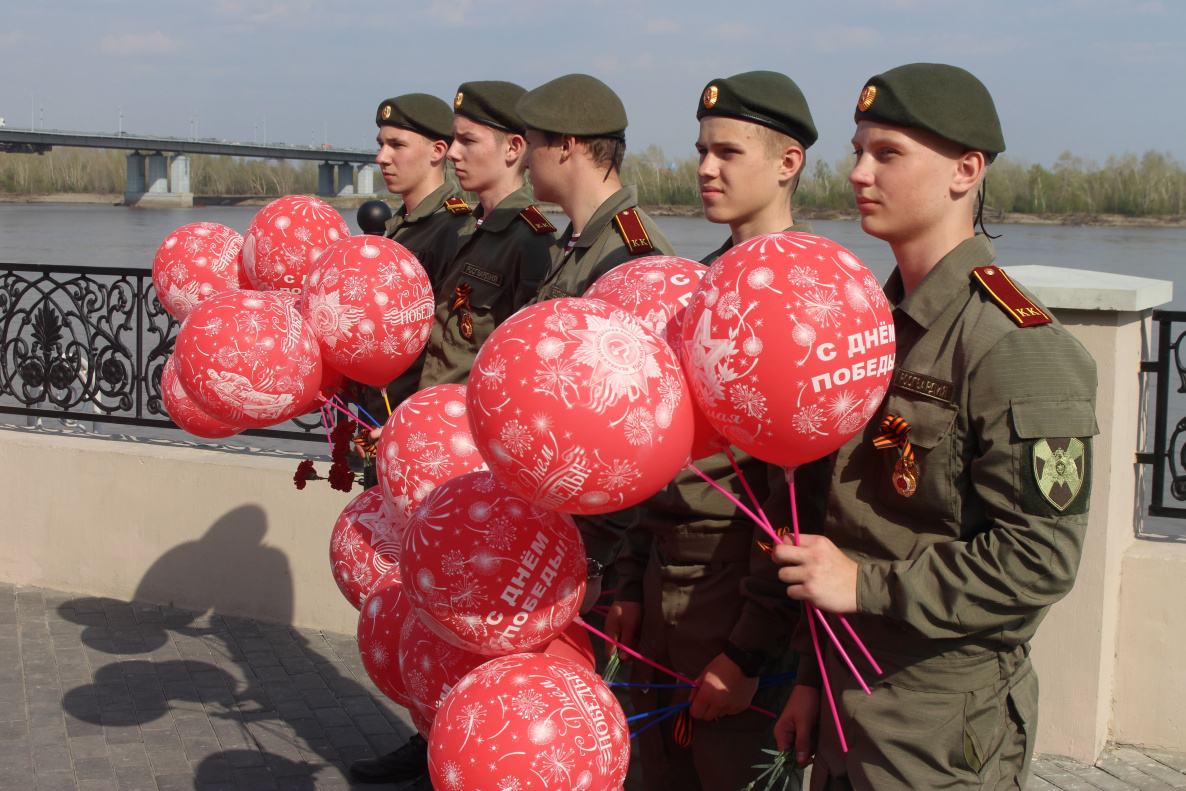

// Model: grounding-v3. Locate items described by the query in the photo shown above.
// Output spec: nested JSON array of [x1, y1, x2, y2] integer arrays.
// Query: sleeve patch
[[519, 205, 557, 234], [1020, 437, 1091, 516]]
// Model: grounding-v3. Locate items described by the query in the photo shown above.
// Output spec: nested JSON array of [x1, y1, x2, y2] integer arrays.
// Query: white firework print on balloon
[[682, 232, 896, 460], [330, 488, 406, 609]]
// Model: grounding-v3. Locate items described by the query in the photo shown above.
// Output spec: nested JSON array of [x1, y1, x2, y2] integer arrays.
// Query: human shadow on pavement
[[57, 503, 414, 789]]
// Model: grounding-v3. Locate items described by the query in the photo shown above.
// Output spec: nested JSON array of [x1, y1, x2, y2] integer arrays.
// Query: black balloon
[[357, 200, 393, 235]]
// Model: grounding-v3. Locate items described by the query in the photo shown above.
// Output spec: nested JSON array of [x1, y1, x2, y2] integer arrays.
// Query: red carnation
[[294, 459, 317, 490]]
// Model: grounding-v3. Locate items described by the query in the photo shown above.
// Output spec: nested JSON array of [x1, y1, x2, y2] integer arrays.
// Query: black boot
[[348, 733, 429, 785], [410, 773, 435, 790]]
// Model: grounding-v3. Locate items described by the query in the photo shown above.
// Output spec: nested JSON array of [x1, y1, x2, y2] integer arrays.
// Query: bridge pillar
[[124, 154, 146, 205], [318, 163, 335, 197], [169, 155, 191, 193], [147, 154, 169, 194], [357, 164, 378, 196], [335, 163, 356, 196]]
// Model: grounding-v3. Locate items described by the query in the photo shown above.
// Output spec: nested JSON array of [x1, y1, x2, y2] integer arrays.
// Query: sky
[[0, 0, 1182, 169]]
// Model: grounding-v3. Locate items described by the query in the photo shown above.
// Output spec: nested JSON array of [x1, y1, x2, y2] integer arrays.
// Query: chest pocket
[[445, 265, 511, 352], [875, 392, 960, 524]]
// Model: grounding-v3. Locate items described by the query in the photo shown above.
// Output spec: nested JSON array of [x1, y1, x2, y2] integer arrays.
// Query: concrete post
[[147, 154, 168, 193], [169, 155, 191, 193], [335, 163, 356, 196], [124, 154, 146, 204], [318, 162, 335, 197], [1010, 266, 1173, 763], [356, 164, 377, 196]]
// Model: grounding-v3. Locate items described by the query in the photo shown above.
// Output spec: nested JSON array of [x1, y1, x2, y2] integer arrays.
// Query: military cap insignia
[[858, 85, 877, 112], [1033, 438, 1086, 510], [444, 197, 472, 215], [971, 266, 1052, 328], [454, 91, 464, 109], [381, 104, 393, 121], [703, 85, 719, 109]]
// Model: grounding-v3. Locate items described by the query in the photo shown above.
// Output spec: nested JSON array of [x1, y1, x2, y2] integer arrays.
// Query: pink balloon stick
[[318, 395, 376, 432], [320, 404, 333, 449], [786, 468, 883, 677], [684, 462, 781, 546], [575, 617, 776, 718], [807, 602, 848, 753], [811, 606, 870, 695]]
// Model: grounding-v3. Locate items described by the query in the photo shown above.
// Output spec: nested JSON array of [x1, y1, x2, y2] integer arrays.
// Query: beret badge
[[703, 85, 718, 109], [454, 91, 464, 109], [380, 104, 393, 120], [858, 85, 877, 112]]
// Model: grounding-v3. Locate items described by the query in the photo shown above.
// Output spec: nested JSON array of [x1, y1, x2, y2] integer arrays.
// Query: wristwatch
[[585, 558, 604, 580], [724, 641, 767, 678]]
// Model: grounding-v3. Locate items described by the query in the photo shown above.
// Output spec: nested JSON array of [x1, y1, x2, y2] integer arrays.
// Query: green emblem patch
[[1021, 437, 1091, 516]]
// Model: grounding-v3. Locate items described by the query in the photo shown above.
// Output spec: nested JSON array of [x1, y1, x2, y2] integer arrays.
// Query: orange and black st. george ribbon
[[873, 414, 918, 497], [672, 707, 693, 748], [453, 283, 473, 340]]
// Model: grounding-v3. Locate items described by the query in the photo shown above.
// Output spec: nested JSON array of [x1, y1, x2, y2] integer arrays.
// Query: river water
[[2, 203, 1184, 535], [0, 204, 1184, 306]]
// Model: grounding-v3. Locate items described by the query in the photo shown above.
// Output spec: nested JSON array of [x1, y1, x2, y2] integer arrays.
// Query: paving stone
[[31, 770, 78, 791]]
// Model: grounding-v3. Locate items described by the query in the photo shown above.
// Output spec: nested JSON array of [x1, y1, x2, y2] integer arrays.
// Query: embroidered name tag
[[546, 286, 574, 300], [463, 264, 503, 287], [891, 368, 956, 404]]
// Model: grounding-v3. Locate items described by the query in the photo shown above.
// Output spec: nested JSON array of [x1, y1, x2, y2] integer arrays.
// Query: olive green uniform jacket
[[618, 222, 828, 791], [530, 184, 674, 304], [800, 235, 1098, 791], [363, 181, 470, 423], [418, 185, 556, 388]]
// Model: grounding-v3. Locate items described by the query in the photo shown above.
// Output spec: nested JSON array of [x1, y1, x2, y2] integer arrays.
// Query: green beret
[[515, 74, 627, 138], [855, 63, 1005, 157], [375, 93, 454, 143], [453, 81, 527, 135], [696, 71, 818, 149]]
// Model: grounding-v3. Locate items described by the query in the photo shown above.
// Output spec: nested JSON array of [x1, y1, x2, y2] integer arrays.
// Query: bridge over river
[[0, 127, 381, 206]]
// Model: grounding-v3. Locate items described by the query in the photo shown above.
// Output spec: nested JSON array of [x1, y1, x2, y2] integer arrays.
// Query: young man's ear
[[429, 138, 450, 166], [951, 150, 987, 198], [506, 133, 527, 166], [780, 144, 805, 185]]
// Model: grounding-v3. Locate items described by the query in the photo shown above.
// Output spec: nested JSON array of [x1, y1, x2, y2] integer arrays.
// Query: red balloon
[[242, 195, 350, 293], [428, 653, 630, 791], [682, 232, 896, 467], [160, 355, 242, 439], [543, 620, 596, 672], [152, 222, 248, 319], [376, 384, 488, 525], [400, 471, 587, 656], [584, 255, 723, 461], [399, 611, 490, 723], [301, 236, 433, 387], [173, 290, 323, 429], [466, 298, 694, 514], [358, 569, 414, 709], [410, 707, 435, 740], [330, 488, 407, 610]]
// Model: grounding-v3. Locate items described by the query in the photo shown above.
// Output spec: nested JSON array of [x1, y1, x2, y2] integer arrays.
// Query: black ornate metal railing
[[0, 263, 323, 442], [1138, 310, 1186, 517]]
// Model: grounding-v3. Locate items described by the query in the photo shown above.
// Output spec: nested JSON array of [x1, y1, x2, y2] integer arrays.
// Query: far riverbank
[[3, 191, 1185, 229]]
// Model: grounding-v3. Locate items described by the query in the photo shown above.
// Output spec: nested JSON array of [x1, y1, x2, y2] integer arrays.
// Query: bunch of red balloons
[[153, 196, 432, 437]]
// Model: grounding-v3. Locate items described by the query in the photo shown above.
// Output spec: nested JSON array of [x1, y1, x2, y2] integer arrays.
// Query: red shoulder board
[[971, 266, 1052, 328], [518, 205, 557, 234], [612, 208, 655, 255], [443, 197, 472, 215]]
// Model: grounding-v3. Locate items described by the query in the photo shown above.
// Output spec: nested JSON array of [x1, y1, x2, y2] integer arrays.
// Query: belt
[[652, 528, 754, 567], [824, 641, 1031, 693]]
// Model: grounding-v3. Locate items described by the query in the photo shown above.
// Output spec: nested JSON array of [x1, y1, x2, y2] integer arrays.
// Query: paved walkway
[[2, 582, 1183, 791]]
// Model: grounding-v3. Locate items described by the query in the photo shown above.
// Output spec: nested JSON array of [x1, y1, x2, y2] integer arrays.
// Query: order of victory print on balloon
[[466, 298, 694, 515], [681, 232, 896, 468]]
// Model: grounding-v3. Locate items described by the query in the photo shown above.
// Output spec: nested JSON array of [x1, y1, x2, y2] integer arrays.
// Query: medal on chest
[[873, 415, 917, 497], [452, 283, 473, 340]]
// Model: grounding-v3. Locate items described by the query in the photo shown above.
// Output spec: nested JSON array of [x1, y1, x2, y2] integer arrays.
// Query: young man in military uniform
[[604, 71, 827, 791], [364, 94, 472, 429], [513, 74, 677, 609], [418, 81, 556, 388], [772, 64, 1098, 791]]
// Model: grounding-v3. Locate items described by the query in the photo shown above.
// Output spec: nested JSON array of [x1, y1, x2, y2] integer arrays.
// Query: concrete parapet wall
[[0, 429, 358, 635]]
